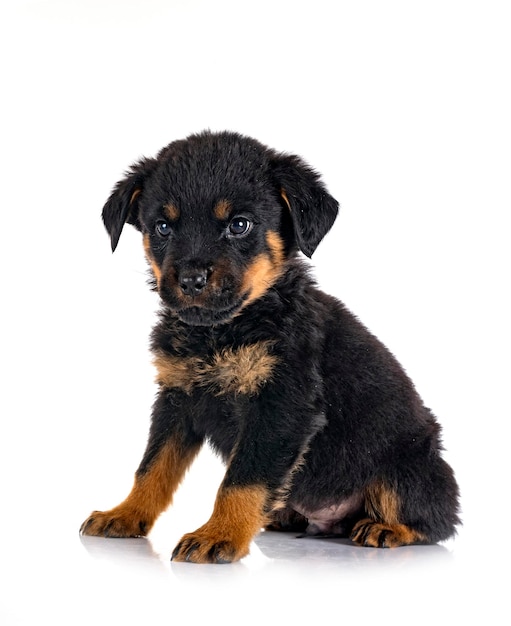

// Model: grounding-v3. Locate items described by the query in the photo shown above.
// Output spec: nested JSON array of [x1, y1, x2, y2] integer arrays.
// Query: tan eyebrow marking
[[213, 199, 232, 220], [164, 203, 180, 221]]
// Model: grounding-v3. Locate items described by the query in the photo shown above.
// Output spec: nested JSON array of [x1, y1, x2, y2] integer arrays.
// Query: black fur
[[81, 131, 460, 562]]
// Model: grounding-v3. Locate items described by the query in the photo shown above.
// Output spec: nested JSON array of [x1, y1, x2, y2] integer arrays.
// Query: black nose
[[178, 268, 209, 296]]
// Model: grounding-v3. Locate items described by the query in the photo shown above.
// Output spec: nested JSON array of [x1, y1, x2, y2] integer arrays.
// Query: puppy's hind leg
[[265, 506, 309, 533], [351, 452, 460, 548], [350, 481, 427, 548]]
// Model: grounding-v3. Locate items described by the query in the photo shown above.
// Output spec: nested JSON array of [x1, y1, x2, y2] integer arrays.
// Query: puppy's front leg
[[80, 392, 203, 538], [172, 395, 322, 563], [171, 483, 268, 564]]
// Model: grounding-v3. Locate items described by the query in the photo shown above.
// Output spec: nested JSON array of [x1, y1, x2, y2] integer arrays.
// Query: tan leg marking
[[350, 481, 427, 547], [80, 437, 201, 537], [172, 485, 268, 563], [351, 519, 426, 547]]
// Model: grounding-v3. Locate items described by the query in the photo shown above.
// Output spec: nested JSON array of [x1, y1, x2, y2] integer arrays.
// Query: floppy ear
[[271, 154, 339, 258], [101, 157, 158, 252]]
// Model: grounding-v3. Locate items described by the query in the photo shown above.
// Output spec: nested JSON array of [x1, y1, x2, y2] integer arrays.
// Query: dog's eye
[[156, 220, 172, 237], [228, 217, 252, 237]]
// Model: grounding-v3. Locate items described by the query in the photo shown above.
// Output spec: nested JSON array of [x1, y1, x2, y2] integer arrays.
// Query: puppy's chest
[[153, 335, 278, 398]]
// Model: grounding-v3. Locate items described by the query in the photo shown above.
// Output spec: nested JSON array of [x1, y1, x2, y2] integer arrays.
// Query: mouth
[[175, 297, 247, 326]]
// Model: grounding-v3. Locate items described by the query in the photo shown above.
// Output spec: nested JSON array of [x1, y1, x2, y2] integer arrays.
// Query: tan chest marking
[[153, 341, 278, 396]]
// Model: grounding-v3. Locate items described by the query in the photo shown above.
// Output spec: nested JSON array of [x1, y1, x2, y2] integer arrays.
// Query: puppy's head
[[102, 131, 338, 326]]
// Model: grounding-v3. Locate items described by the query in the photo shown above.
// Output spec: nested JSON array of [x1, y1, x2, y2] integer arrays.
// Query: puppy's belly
[[291, 493, 364, 535]]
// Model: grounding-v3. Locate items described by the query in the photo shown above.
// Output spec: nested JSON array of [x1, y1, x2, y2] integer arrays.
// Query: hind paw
[[351, 518, 426, 548]]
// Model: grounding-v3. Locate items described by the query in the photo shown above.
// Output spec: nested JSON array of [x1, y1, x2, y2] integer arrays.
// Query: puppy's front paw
[[171, 528, 250, 564], [80, 507, 149, 538], [171, 485, 266, 563]]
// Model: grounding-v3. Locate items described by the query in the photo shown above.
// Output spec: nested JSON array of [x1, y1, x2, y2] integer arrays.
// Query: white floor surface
[[2, 443, 508, 626], [3, 517, 506, 625]]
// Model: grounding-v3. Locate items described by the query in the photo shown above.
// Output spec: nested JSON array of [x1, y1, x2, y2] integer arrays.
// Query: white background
[[1, 1, 510, 624]]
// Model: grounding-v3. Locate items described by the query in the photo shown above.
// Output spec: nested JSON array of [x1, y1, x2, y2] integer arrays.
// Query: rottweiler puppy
[[80, 131, 460, 563]]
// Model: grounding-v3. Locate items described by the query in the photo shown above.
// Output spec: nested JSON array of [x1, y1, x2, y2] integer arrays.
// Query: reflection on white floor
[[1, 522, 496, 626], [81, 528, 450, 567], [79, 527, 455, 581], [1, 456, 507, 626]]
